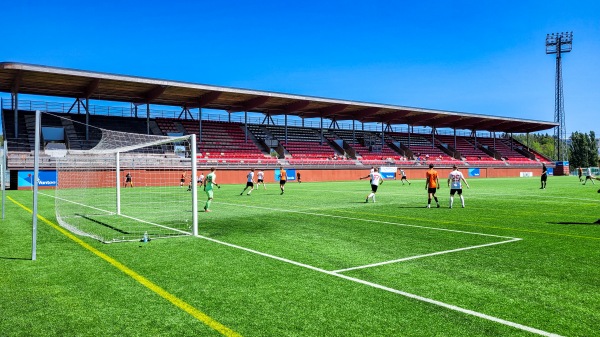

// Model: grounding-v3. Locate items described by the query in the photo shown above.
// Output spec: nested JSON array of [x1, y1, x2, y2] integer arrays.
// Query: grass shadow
[[550, 220, 600, 225], [0, 256, 32, 261]]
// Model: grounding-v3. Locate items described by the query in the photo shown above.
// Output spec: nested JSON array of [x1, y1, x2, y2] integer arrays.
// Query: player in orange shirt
[[425, 163, 440, 208], [279, 166, 287, 194]]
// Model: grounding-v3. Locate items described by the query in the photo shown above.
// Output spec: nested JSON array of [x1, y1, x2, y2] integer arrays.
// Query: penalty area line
[[331, 238, 522, 273], [194, 233, 561, 337], [216, 202, 520, 240]]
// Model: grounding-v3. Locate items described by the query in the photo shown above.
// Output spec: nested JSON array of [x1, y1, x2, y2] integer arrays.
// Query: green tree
[[586, 131, 598, 167], [568, 131, 598, 168], [511, 133, 555, 160], [569, 132, 588, 168]]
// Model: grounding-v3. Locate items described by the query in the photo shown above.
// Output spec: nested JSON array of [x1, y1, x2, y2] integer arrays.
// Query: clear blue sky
[[1, 0, 599, 135]]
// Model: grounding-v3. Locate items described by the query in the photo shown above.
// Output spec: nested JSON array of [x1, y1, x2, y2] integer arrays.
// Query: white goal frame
[[37, 111, 199, 243]]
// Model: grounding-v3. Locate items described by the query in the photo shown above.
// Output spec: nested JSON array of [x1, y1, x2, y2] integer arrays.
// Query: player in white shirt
[[447, 165, 470, 208], [240, 168, 255, 195], [399, 169, 411, 185], [360, 167, 383, 203], [256, 170, 266, 190], [187, 172, 205, 191], [583, 167, 596, 185]]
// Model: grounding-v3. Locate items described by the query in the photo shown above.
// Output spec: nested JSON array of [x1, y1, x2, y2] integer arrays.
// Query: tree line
[[510, 131, 598, 168], [569, 131, 598, 168]]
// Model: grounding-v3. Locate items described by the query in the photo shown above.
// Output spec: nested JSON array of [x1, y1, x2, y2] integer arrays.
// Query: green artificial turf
[[1, 176, 598, 336]]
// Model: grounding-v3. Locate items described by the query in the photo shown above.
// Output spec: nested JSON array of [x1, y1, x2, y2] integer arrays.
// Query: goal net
[[55, 127, 198, 243]]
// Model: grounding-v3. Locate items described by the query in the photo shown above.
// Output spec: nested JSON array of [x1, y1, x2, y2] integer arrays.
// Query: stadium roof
[[0, 62, 557, 133]]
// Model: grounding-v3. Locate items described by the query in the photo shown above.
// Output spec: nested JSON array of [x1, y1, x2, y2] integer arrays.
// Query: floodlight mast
[[546, 32, 573, 162]]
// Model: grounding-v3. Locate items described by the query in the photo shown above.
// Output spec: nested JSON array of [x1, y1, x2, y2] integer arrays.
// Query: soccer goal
[[54, 121, 198, 243]]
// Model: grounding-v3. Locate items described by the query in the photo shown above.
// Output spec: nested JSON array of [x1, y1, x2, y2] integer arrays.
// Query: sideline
[[7, 195, 242, 337]]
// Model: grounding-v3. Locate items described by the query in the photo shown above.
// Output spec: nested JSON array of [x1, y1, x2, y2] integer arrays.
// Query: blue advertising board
[[18, 170, 58, 187], [468, 168, 480, 177]]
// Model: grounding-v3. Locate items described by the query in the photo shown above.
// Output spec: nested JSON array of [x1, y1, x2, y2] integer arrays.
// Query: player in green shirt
[[203, 167, 220, 212]]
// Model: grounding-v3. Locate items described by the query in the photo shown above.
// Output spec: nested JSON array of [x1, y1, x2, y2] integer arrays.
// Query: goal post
[[54, 124, 198, 243], [1, 139, 6, 220]]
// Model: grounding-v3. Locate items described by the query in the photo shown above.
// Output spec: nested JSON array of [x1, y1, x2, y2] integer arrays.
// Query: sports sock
[[460, 195, 465, 207], [449, 196, 454, 208]]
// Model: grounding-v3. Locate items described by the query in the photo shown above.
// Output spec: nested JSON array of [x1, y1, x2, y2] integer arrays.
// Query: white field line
[[219, 202, 523, 271], [217, 202, 518, 240], [301, 188, 600, 203], [195, 233, 562, 337], [41, 192, 191, 235], [42, 194, 561, 335], [331, 237, 522, 273], [50, 193, 116, 215], [469, 192, 600, 203]]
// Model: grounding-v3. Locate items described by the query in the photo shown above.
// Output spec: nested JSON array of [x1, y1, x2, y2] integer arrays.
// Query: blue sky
[[1, 1, 599, 135]]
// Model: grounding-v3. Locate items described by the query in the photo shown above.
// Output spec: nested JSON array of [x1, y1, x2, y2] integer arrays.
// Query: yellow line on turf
[[331, 209, 600, 240], [7, 196, 242, 337]]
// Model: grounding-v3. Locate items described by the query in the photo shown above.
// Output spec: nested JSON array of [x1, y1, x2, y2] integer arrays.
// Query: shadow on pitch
[[550, 219, 600, 225], [0, 256, 32, 261]]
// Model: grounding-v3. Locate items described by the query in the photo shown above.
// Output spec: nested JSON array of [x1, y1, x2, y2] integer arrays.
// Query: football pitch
[[1, 176, 599, 336]]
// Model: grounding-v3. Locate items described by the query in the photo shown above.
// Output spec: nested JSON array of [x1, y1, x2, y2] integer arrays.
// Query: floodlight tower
[[546, 32, 573, 161]]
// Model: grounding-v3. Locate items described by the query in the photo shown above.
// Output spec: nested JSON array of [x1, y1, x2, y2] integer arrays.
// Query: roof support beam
[[12, 92, 19, 138], [11, 70, 22, 93], [83, 79, 100, 99], [229, 96, 270, 113], [318, 104, 348, 117], [185, 91, 222, 109], [404, 113, 436, 125], [471, 119, 507, 131], [429, 115, 463, 128], [280, 100, 310, 114], [139, 85, 167, 103]]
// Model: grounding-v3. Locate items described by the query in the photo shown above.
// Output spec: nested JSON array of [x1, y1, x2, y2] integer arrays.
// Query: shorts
[[541, 175, 547, 182], [401, 176, 407, 180], [257, 179, 264, 183], [371, 184, 379, 193], [125, 178, 131, 183], [205, 189, 214, 199], [246, 182, 254, 188], [180, 178, 185, 183], [428, 187, 438, 194], [450, 188, 462, 195], [280, 180, 287, 185]]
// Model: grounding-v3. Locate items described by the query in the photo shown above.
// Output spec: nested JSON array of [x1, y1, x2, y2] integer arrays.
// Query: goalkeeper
[[203, 167, 220, 212], [124, 172, 133, 188]]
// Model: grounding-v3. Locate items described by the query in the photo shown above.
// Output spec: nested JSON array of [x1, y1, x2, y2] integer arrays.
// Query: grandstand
[[1, 106, 552, 170], [0, 62, 558, 186]]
